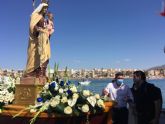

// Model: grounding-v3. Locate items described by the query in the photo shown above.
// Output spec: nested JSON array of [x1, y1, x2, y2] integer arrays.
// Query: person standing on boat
[[131, 71, 162, 124], [103, 72, 133, 124]]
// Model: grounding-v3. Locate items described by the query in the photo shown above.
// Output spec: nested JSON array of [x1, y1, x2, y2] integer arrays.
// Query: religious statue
[[25, 1, 54, 78], [14, 0, 54, 106]]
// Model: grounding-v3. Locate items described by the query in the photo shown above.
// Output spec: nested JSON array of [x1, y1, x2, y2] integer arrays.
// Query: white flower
[[87, 96, 96, 107], [54, 85, 59, 91], [4, 96, 10, 104], [94, 94, 100, 99], [54, 95, 61, 100], [43, 83, 49, 90], [83, 90, 90, 97], [50, 96, 60, 107], [6, 93, 14, 102], [0, 90, 8, 95], [97, 99, 105, 108], [50, 100, 59, 107], [59, 88, 64, 94], [0, 76, 15, 106], [70, 86, 77, 93], [82, 104, 89, 113], [72, 93, 79, 99], [61, 96, 67, 103], [68, 99, 77, 107], [0, 96, 4, 102], [3, 76, 11, 84], [64, 106, 72, 114]]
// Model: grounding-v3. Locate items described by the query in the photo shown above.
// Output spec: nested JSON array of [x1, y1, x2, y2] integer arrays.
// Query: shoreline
[[70, 77, 165, 80]]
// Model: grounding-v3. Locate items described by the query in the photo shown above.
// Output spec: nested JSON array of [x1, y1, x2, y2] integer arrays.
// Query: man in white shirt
[[103, 72, 133, 124]]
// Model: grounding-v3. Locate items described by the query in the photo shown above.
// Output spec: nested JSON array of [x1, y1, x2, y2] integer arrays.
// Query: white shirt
[[104, 82, 133, 108]]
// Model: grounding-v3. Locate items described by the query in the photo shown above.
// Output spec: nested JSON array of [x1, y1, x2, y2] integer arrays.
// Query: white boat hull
[[79, 81, 91, 85]]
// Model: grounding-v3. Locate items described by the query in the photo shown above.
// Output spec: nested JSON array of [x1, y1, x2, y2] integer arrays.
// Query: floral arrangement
[[26, 79, 105, 124], [14, 64, 106, 124], [0, 76, 15, 112]]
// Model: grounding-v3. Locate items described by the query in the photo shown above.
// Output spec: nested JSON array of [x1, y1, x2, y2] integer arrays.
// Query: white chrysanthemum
[[64, 106, 72, 114], [59, 88, 64, 94], [68, 99, 77, 107], [50, 100, 60, 107], [3, 76, 11, 84], [97, 99, 105, 108], [83, 90, 90, 97], [54, 95, 61, 100], [94, 94, 100, 99], [87, 96, 96, 107], [82, 104, 89, 113], [0, 90, 8, 95], [70, 86, 77, 93], [50, 96, 60, 107], [5, 93, 14, 102], [72, 93, 79, 99], [61, 96, 68, 103], [0, 76, 15, 105]]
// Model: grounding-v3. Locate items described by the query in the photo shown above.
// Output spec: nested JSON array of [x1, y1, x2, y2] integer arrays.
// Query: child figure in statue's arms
[[46, 12, 54, 38]]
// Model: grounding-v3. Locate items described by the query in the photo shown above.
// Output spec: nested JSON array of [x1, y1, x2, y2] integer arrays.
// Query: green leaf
[[53, 63, 59, 81], [54, 104, 65, 114], [47, 65, 51, 82], [73, 108, 80, 116]]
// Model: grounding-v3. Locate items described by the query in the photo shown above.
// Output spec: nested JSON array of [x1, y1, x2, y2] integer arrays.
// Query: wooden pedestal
[[14, 77, 46, 106]]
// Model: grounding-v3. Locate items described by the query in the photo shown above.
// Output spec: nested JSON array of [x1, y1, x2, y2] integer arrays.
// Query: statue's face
[[41, 0, 48, 3], [41, 6, 48, 15]]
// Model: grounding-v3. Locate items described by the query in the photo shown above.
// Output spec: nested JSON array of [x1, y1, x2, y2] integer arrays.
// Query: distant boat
[[79, 80, 91, 85]]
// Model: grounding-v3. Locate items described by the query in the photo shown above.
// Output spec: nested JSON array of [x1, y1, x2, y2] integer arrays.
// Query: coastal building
[[0, 68, 164, 79]]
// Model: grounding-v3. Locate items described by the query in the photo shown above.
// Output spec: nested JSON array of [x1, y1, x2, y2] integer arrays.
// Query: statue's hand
[[38, 28, 49, 37]]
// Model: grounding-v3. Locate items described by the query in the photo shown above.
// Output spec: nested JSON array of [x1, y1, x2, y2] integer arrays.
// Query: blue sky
[[0, 0, 165, 70]]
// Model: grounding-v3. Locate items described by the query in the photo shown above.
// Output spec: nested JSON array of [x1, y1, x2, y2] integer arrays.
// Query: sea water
[[73, 78, 165, 108]]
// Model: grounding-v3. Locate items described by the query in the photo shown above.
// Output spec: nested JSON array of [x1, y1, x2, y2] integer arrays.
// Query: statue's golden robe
[[25, 12, 50, 74]]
